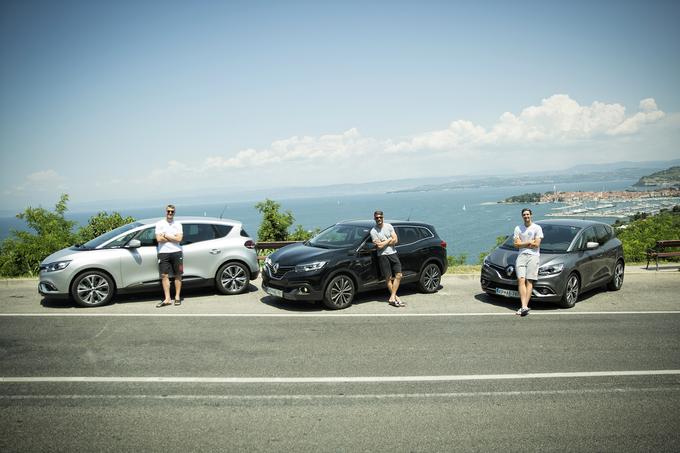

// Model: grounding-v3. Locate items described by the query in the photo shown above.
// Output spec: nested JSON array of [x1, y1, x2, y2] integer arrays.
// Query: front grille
[[265, 263, 294, 280], [489, 262, 516, 279]]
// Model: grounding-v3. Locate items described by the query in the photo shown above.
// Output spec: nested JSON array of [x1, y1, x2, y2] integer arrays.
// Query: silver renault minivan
[[38, 217, 260, 307]]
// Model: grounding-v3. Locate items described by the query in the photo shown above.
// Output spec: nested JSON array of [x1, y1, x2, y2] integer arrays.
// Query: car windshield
[[80, 222, 144, 249], [500, 224, 582, 253], [308, 224, 371, 249]]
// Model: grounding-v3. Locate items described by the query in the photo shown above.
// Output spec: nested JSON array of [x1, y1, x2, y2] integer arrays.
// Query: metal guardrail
[[254, 241, 303, 261]]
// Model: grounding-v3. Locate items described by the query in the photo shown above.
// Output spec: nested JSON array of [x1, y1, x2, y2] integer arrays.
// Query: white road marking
[[1, 311, 680, 318], [1, 387, 678, 401], [1, 370, 679, 384]]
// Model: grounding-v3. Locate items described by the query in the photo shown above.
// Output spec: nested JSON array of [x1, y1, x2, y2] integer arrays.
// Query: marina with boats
[[541, 188, 680, 219]]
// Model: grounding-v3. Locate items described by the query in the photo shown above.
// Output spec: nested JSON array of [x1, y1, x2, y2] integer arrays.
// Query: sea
[[0, 179, 645, 264]]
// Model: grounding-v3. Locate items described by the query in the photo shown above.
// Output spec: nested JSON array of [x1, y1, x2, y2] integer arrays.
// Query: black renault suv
[[262, 220, 448, 309]]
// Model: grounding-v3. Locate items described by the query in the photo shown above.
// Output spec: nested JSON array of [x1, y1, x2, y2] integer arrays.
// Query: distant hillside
[[633, 166, 680, 187]]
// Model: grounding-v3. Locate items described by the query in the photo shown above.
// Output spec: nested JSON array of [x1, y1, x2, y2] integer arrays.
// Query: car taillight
[[244, 240, 255, 249], [440, 240, 447, 249]]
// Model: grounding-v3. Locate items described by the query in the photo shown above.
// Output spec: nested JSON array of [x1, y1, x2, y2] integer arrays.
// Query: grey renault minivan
[[481, 219, 625, 308], [38, 217, 259, 307]]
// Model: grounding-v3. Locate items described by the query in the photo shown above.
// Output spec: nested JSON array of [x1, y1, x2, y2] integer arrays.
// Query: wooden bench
[[646, 240, 680, 270]]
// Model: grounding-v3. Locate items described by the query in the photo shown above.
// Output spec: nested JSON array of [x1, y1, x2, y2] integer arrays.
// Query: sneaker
[[516, 307, 530, 317]]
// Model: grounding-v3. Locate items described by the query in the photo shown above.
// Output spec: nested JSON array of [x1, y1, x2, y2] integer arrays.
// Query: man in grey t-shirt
[[370, 210, 404, 307]]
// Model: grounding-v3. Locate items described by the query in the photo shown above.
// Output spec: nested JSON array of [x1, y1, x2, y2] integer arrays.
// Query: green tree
[[255, 199, 294, 241], [616, 210, 680, 261], [76, 211, 136, 244], [288, 224, 319, 241], [447, 253, 468, 266], [0, 194, 76, 277]]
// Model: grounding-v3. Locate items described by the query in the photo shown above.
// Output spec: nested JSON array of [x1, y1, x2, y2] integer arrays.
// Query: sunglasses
[[167, 210, 175, 214], [374, 216, 383, 219]]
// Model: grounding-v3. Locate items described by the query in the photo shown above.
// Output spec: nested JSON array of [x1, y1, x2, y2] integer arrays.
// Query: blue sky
[[1, 0, 679, 211]]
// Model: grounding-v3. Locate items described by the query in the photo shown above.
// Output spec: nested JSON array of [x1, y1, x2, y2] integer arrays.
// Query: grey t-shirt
[[370, 223, 397, 256]]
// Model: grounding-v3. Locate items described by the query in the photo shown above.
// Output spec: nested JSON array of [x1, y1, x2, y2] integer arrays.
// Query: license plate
[[495, 288, 520, 298], [264, 285, 283, 298]]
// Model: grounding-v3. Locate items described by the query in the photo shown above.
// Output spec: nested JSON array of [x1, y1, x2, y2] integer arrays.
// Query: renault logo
[[272, 263, 279, 273], [505, 265, 514, 277]]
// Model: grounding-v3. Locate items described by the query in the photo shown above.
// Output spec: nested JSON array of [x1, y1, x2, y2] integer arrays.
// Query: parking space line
[[2, 370, 679, 384], [1, 311, 680, 318]]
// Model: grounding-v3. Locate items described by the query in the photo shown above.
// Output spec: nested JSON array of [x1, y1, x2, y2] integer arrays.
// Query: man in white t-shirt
[[370, 210, 404, 307], [513, 208, 543, 317], [155, 204, 184, 307]]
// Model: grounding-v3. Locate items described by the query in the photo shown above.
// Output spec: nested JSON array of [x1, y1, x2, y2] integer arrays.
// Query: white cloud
[[101, 95, 670, 191], [4, 169, 66, 195], [607, 98, 665, 136]]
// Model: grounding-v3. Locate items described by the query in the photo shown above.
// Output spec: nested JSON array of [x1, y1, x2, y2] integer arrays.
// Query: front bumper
[[480, 264, 562, 302], [262, 282, 323, 301], [38, 270, 71, 298], [261, 264, 324, 301]]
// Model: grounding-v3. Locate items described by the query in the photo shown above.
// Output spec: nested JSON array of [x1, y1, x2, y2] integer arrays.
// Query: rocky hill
[[633, 166, 680, 187]]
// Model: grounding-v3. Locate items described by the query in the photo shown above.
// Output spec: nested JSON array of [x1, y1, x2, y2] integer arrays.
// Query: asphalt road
[[1, 269, 679, 452]]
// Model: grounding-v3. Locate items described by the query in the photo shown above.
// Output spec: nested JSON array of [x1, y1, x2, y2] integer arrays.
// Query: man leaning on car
[[155, 204, 184, 307], [513, 208, 543, 317]]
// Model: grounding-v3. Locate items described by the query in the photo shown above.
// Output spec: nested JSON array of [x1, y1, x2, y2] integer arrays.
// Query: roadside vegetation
[[613, 206, 680, 261], [0, 195, 134, 277]]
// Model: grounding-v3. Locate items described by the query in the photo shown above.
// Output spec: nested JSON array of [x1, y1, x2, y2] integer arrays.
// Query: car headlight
[[538, 263, 564, 276], [295, 261, 327, 273], [483, 255, 491, 268], [42, 260, 71, 272]]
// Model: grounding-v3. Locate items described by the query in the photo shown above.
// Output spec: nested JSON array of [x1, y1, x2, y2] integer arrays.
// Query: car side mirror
[[586, 241, 599, 250], [359, 242, 377, 253], [126, 239, 142, 249]]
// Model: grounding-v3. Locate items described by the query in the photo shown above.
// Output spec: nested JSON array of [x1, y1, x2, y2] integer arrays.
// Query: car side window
[[182, 223, 218, 245], [106, 231, 138, 248], [594, 224, 609, 245], [418, 227, 434, 240], [135, 227, 157, 247], [395, 227, 419, 245], [580, 227, 598, 249], [213, 224, 233, 238]]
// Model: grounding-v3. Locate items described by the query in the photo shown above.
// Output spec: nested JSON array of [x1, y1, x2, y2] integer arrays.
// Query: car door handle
[[210, 249, 222, 255]]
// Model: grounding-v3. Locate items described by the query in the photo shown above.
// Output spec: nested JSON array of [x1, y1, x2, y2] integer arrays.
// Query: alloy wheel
[[220, 264, 248, 293], [419, 263, 441, 293], [75, 273, 111, 306]]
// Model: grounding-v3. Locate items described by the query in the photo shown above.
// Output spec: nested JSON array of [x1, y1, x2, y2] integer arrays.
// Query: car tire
[[322, 274, 355, 310], [559, 272, 580, 308], [216, 262, 250, 295], [71, 270, 115, 307], [607, 260, 625, 291], [418, 262, 442, 293]]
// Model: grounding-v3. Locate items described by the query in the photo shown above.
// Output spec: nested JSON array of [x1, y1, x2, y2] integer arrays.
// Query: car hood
[[269, 242, 340, 266], [40, 246, 83, 265], [487, 247, 563, 268]]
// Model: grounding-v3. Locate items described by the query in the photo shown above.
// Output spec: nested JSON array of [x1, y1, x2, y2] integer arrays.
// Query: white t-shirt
[[370, 223, 397, 256], [513, 223, 544, 256], [155, 219, 183, 254]]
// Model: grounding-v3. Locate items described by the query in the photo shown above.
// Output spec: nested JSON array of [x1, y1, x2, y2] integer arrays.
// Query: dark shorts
[[158, 251, 183, 277], [378, 253, 402, 279]]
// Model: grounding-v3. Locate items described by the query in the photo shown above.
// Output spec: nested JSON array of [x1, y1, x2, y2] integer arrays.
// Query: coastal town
[[541, 187, 680, 218]]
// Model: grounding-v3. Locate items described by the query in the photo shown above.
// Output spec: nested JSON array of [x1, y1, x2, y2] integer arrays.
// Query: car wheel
[[71, 271, 115, 307], [216, 262, 250, 295], [607, 260, 625, 291], [418, 263, 441, 293], [559, 273, 580, 308], [322, 275, 355, 310]]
